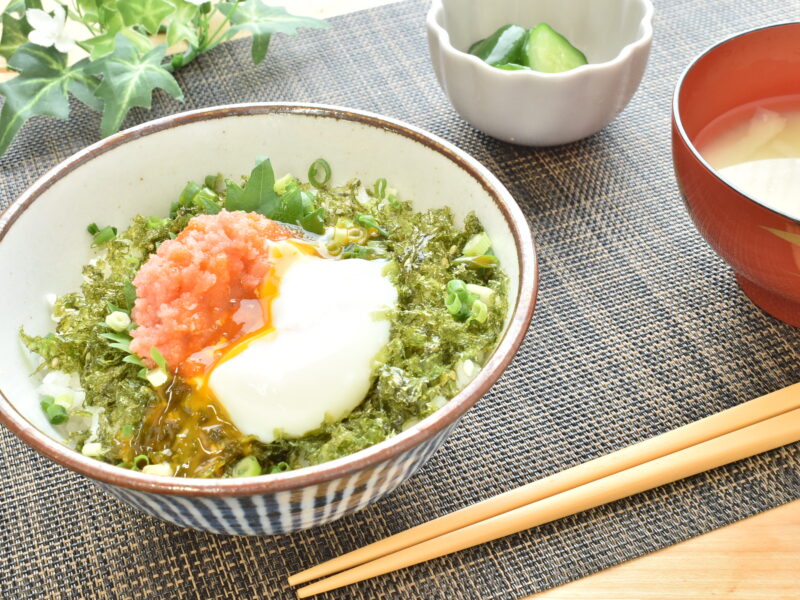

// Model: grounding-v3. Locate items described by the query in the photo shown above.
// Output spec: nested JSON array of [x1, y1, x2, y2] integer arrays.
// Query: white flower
[[26, 4, 76, 54]]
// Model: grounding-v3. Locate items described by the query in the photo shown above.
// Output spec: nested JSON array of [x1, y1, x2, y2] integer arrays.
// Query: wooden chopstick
[[289, 383, 800, 588], [295, 399, 800, 597]]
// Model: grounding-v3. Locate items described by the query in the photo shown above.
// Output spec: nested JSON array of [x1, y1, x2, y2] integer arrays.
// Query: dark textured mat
[[1, 1, 799, 598]]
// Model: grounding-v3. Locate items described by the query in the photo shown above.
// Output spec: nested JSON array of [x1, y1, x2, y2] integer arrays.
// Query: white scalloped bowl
[[427, 0, 654, 146]]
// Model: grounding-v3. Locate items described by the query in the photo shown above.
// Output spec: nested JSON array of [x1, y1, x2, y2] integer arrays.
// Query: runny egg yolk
[[131, 239, 321, 477], [178, 239, 319, 379]]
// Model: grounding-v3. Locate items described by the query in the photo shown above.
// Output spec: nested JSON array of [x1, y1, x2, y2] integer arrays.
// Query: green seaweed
[[21, 170, 507, 475]]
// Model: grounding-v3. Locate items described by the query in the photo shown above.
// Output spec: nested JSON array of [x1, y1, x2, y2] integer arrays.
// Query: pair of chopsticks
[[288, 383, 800, 597]]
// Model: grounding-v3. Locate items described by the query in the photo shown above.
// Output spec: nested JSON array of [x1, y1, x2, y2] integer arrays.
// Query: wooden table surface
[[529, 499, 800, 599], [3, 0, 798, 596]]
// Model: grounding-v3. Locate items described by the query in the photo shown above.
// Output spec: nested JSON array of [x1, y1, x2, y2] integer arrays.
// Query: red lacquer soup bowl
[[672, 23, 800, 327]]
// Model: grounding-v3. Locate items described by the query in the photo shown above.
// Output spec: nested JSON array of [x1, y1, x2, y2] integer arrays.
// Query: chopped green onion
[[445, 279, 478, 322], [274, 173, 296, 195], [90, 225, 118, 245], [453, 254, 500, 269], [193, 188, 222, 215], [307, 158, 331, 189], [204, 173, 225, 193], [355, 214, 389, 237], [373, 178, 387, 199], [463, 232, 492, 257], [150, 347, 168, 373], [53, 393, 73, 410], [270, 461, 290, 474], [468, 299, 489, 324], [100, 331, 132, 353], [40, 395, 68, 425], [120, 424, 134, 439], [123, 354, 145, 367], [146, 368, 168, 388], [81, 442, 103, 457], [232, 455, 263, 477], [445, 291, 462, 316], [146, 216, 168, 229], [465, 283, 495, 306], [347, 227, 367, 243], [142, 463, 173, 477], [341, 242, 388, 260], [133, 455, 150, 470], [179, 181, 201, 205], [332, 219, 361, 245], [105, 310, 131, 332]]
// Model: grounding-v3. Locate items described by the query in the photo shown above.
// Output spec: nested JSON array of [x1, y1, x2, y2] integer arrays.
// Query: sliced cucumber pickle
[[468, 24, 527, 66], [495, 63, 532, 71], [522, 23, 588, 73]]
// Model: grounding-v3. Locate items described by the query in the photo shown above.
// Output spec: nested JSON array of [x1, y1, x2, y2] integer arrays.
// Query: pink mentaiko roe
[[130, 210, 291, 370]]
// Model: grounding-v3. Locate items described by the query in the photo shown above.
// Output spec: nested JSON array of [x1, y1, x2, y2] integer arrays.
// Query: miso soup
[[696, 95, 800, 220]]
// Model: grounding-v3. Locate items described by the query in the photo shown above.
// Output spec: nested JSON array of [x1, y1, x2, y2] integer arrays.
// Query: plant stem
[[202, 0, 241, 52]]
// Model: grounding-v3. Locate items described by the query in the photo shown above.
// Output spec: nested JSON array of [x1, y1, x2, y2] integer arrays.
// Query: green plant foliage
[[0, 12, 31, 59], [0, 1, 328, 155], [0, 44, 100, 153], [88, 36, 182, 136], [218, 0, 329, 64]]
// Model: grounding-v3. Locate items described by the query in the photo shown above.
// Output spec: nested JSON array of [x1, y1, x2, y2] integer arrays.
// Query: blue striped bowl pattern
[[98, 424, 455, 535]]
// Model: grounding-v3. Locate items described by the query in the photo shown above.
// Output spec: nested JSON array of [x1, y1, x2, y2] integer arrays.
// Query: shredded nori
[[21, 173, 508, 476]]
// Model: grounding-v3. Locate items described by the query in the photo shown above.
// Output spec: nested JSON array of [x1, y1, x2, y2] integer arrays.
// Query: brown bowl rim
[[671, 21, 800, 225], [0, 103, 538, 497]]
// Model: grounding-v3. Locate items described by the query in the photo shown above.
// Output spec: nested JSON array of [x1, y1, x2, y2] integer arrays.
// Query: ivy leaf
[[75, 0, 101, 25], [65, 57, 103, 111], [0, 12, 31, 60], [77, 0, 134, 61], [118, 0, 177, 35], [80, 24, 154, 61], [88, 35, 183, 137], [0, 44, 98, 154], [167, 0, 200, 47], [217, 0, 328, 65], [97, 0, 124, 32], [79, 32, 118, 60], [5, 0, 27, 12], [120, 26, 156, 54]]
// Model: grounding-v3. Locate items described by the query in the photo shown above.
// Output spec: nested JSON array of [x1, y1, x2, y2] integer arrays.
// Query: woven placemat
[[2, 1, 799, 598]]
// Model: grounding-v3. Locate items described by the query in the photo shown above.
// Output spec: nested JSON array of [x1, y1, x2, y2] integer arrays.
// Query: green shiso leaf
[[223, 157, 326, 234], [234, 155, 281, 215]]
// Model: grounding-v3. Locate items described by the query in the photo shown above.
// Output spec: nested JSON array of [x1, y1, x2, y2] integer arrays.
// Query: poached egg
[[198, 240, 397, 443]]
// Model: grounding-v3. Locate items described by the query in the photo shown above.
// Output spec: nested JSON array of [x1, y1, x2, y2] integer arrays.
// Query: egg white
[[207, 253, 397, 443]]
